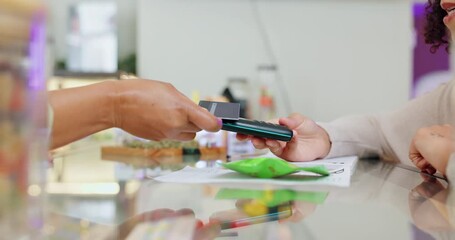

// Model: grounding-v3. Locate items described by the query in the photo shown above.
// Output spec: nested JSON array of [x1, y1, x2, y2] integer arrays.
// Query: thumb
[[279, 114, 305, 130], [188, 105, 222, 132]]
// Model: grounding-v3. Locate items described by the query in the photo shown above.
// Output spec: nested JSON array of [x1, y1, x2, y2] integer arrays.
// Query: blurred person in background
[[238, 0, 455, 181]]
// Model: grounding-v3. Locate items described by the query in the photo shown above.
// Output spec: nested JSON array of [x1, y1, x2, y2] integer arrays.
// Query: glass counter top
[[44, 145, 455, 240]]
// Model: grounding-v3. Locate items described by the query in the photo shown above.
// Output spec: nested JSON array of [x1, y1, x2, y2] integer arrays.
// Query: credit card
[[199, 100, 240, 120]]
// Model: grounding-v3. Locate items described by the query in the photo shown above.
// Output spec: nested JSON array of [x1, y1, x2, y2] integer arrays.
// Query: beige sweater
[[446, 153, 455, 183], [319, 79, 455, 170]]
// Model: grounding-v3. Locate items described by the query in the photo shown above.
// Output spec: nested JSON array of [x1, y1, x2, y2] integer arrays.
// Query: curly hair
[[424, 0, 449, 53]]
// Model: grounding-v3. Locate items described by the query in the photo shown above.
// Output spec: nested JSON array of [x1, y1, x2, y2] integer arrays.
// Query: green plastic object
[[221, 157, 330, 178], [216, 189, 328, 206]]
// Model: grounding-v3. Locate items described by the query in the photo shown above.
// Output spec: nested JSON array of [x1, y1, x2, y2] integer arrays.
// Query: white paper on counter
[[154, 156, 358, 187]]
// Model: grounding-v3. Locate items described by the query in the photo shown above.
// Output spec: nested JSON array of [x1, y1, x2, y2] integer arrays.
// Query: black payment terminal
[[199, 100, 293, 142]]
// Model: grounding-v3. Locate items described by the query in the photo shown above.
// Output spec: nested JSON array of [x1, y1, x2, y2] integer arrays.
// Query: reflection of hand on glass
[[211, 199, 292, 229], [408, 175, 454, 233], [116, 208, 221, 240], [278, 201, 317, 223], [49, 79, 222, 149], [209, 199, 316, 230]]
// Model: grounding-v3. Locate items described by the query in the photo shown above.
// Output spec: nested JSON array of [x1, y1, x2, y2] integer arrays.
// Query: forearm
[[320, 80, 455, 162], [319, 114, 385, 159], [48, 81, 117, 149]]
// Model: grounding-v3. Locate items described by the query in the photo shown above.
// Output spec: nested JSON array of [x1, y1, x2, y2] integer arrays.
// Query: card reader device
[[199, 100, 293, 142]]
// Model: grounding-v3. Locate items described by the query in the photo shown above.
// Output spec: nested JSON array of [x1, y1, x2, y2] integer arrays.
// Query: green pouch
[[216, 188, 328, 206], [221, 157, 330, 178]]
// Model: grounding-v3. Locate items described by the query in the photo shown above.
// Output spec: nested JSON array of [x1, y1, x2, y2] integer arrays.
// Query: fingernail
[[217, 118, 223, 127]]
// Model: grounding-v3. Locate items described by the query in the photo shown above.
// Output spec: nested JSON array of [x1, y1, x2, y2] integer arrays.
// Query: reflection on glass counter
[[100, 131, 228, 177], [42, 155, 455, 239]]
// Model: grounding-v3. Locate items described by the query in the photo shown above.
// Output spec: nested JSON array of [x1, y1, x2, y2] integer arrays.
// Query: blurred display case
[[0, 0, 48, 237], [47, 70, 123, 90]]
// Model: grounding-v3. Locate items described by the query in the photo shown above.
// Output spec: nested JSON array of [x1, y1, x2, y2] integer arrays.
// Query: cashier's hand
[[114, 79, 221, 141], [237, 113, 331, 162], [409, 124, 455, 176]]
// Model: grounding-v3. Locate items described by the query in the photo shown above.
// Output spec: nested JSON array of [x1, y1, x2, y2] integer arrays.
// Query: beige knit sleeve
[[319, 79, 455, 163], [447, 153, 455, 183]]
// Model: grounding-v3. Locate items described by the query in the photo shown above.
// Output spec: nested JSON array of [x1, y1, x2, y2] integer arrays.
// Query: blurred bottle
[[0, 0, 48, 238], [256, 64, 289, 121], [226, 131, 256, 157], [221, 78, 257, 156], [258, 86, 275, 121], [222, 77, 251, 118]]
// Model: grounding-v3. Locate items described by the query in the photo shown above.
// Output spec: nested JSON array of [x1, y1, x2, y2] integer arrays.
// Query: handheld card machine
[[199, 100, 293, 142]]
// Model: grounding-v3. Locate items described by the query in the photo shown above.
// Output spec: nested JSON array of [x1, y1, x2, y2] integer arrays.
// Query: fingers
[[137, 208, 195, 222], [409, 131, 431, 171], [279, 113, 305, 129], [409, 125, 455, 176], [279, 209, 303, 223], [410, 150, 439, 176], [265, 139, 284, 156], [422, 166, 437, 175], [188, 105, 222, 132], [175, 208, 195, 216], [251, 137, 268, 149], [250, 137, 284, 156], [140, 208, 175, 221], [242, 114, 305, 158], [181, 123, 201, 132], [410, 153, 436, 175], [415, 159, 429, 169], [236, 133, 250, 141], [409, 152, 423, 166], [163, 117, 213, 140], [417, 161, 434, 174], [409, 145, 436, 175], [174, 132, 197, 141]]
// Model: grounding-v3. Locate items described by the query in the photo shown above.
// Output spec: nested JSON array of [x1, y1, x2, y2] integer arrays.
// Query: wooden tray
[[101, 146, 227, 167]]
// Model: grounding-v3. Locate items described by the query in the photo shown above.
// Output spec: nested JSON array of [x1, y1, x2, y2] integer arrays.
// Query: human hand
[[409, 124, 455, 175], [236, 113, 331, 162], [116, 208, 221, 240], [113, 79, 221, 141]]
